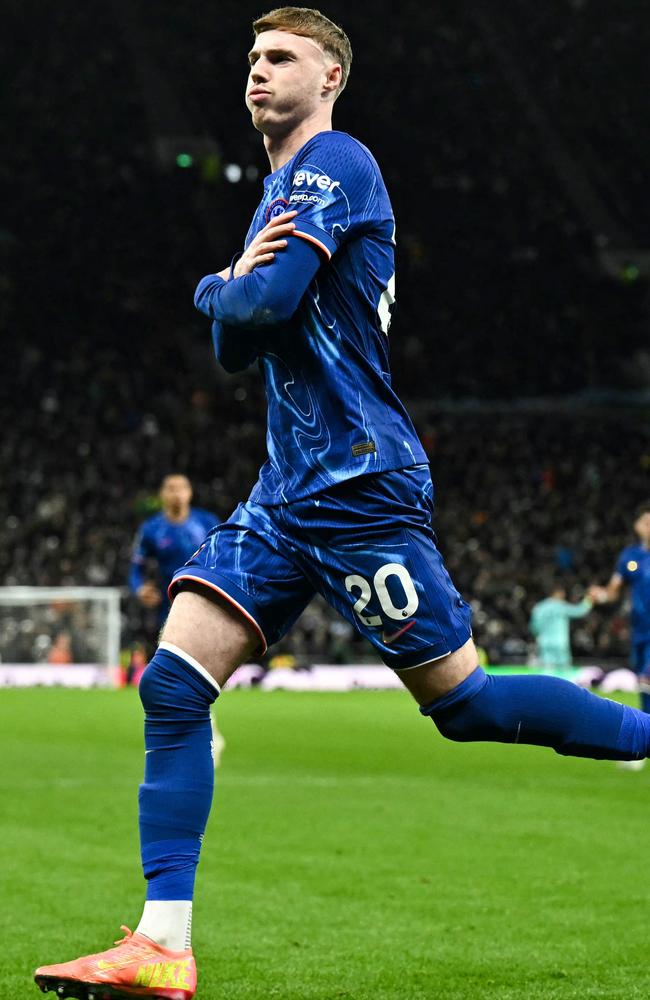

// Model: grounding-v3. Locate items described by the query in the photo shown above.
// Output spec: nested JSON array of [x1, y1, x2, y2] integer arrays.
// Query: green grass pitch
[[2, 686, 649, 999]]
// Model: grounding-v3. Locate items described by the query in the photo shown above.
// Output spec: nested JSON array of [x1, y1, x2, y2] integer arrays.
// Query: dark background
[[2, 0, 649, 664]]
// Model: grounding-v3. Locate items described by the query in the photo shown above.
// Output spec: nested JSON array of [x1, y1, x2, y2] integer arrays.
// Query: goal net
[[0, 586, 121, 687]]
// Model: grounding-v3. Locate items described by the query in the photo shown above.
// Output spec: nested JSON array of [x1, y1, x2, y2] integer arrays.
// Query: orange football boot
[[34, 926, 196, 1000]]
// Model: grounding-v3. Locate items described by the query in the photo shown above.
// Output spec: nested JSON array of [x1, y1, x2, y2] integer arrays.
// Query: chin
[[250, 105, 269, 124], [250, 112, 269, 135]]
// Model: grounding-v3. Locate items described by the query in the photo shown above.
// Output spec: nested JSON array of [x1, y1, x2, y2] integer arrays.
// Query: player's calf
[[137, 644, 220, 950], [420, 666, 650, 761]]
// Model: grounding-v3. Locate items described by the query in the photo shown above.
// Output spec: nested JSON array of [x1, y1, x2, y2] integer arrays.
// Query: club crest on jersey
[[266, 198, 289, 222]]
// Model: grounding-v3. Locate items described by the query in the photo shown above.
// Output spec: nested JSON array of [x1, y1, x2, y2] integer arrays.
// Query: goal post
[[0, 586, 122, 687]]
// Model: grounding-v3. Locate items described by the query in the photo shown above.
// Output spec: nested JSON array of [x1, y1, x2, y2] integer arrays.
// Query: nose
[[251, 59, 270, 85]]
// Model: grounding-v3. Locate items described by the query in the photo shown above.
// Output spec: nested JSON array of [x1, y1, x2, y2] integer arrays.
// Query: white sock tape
[[158, 642, 221, 694]]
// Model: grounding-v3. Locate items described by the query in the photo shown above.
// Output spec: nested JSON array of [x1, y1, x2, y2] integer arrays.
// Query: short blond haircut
[[252, 7, 352, 94]]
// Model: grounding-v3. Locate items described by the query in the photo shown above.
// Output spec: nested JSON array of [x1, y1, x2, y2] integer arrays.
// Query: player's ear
[[322, 61, 342, 100]]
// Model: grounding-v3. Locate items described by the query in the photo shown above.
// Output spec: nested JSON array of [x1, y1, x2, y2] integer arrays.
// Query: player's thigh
[[161, 588, 259, 687], [324, 535, 478, 704], [166, 502, 314, 686], [293, 502, 474, 700], [397, 636, 478, 704]]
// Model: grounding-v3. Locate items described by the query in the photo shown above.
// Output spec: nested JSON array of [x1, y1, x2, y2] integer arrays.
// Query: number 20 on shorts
[[345, 563, 419, 626]]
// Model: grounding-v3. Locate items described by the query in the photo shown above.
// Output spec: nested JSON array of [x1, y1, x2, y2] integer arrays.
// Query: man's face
[[634, 511, 650, 545], [245, 30, 334, 135], [161, 475, 192, 511]]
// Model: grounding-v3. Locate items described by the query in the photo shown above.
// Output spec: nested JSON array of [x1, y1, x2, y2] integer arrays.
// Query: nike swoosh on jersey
[[381, 620, 416, 645]]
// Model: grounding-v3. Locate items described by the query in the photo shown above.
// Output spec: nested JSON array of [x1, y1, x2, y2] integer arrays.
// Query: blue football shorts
[[169, 464, 472, 671]]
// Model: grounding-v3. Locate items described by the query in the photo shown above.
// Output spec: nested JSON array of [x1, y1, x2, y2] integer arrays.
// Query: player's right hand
[[233, 210, 298, 277], [137, 582, 163, 608]]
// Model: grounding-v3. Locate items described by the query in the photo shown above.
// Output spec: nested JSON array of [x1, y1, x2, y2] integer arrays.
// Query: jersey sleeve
[[289, 134, 382, 258], [211, 320, 259, 373], [195, 238, 321, 328]]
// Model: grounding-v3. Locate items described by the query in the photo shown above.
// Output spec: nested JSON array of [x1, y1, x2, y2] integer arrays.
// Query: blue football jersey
[[129, 508, 218, 593], [616, 545, 650, 641], [243, 130, 427, 505]]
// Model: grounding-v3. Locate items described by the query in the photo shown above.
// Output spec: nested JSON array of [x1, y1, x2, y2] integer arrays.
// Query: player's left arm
[[195, 236, 321, 328], [200, 211, 311, 366]]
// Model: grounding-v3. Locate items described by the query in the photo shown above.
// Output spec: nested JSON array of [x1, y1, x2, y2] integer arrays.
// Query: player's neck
[[264, 113, 332, 173], [164, 506, 190, 524]]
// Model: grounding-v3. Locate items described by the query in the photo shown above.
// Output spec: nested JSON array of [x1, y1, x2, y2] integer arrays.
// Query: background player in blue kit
[[129, 473, 218, 620], [592, 502, 650, 711], [128, 473, 225, 764], [35, 10, 650, 999]]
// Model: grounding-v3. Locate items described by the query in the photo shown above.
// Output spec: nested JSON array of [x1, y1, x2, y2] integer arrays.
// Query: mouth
[[248, 89, 271, 103]]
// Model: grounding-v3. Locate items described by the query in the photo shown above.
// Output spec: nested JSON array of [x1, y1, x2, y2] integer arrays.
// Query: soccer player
[[35, 10, 650, 999], [129, 474, 218, 620], [129, 474, 225, 763], [591, 502, 650, 711], [529, 584, 593, 671]]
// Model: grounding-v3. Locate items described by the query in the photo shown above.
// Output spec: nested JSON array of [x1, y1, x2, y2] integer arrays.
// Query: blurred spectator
[[48, 631, 74, 665]]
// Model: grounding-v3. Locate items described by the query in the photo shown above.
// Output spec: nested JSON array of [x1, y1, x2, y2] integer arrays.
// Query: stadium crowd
[[508, 0, 650, 242], [2, 0, 649, 666], [2, 349, 648, 665]]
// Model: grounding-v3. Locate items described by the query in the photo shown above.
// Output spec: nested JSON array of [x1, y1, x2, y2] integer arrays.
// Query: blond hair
[[252, 7, 352, 94]]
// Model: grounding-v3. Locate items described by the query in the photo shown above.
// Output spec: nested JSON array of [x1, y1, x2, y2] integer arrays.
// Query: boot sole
[[35, 974, 192, 1000]]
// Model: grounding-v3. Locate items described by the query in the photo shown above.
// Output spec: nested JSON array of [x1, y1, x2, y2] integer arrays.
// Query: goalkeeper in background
[[529, 584, 593, 671]]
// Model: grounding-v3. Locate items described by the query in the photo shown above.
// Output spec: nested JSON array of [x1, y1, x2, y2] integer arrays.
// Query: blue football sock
[[420, 667, 650, 761], [138, 644, 219, 900]]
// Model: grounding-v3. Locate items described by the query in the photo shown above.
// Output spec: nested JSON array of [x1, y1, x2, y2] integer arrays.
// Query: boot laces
[[113, 926, 134, 947]]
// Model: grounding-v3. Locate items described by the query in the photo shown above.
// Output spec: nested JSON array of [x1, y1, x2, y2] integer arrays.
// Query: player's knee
[[138, 654, 180, 715], [431, 704, 510, 744], [432, 714, 486, 744], [420, 667, 514, 744], [138, 657, 162, 713], [139, 647, 218, 717]]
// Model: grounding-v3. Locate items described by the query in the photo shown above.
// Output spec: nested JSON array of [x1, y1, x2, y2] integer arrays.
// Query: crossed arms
[[194, 211, 322, 372]]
